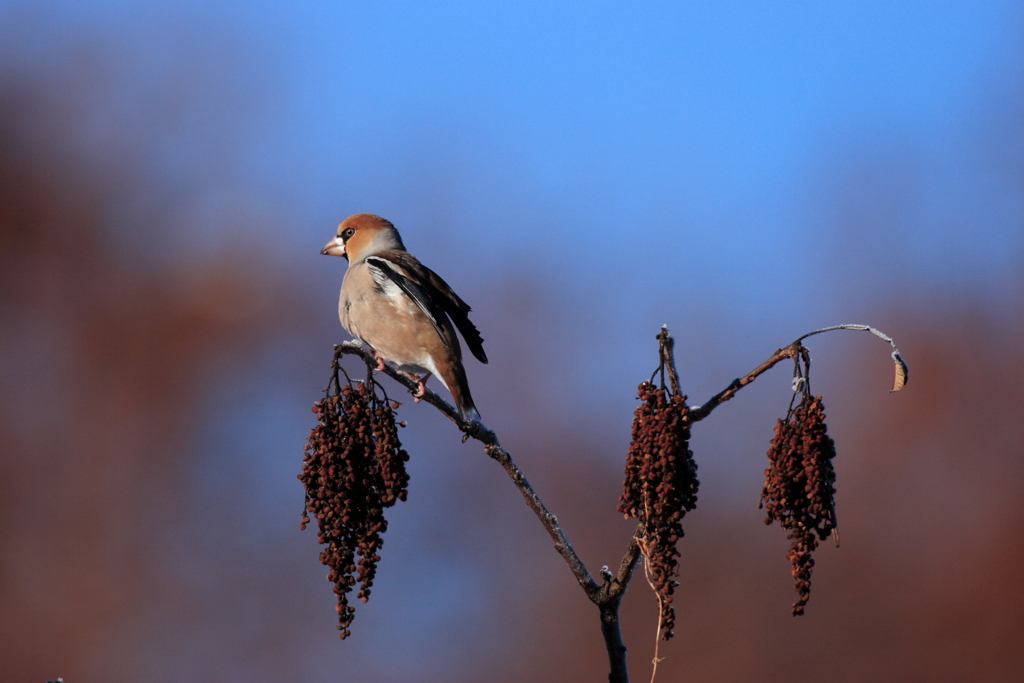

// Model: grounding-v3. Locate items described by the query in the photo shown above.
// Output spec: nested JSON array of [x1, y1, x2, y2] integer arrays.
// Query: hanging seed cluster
[[759, 394, 838, 616], [300, 380, 410, 638], [618, 380, 699, 639]]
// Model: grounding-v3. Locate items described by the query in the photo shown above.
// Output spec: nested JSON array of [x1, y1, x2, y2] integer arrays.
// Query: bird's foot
[[403, 371, 431, 401], [372, 351, 386, 372]]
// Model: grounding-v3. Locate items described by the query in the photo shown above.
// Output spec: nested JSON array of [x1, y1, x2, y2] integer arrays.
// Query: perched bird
[[321, 213, 488, 421]]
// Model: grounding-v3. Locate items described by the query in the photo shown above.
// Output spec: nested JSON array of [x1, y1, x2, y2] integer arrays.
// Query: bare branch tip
[[794, 323, 909, 394]]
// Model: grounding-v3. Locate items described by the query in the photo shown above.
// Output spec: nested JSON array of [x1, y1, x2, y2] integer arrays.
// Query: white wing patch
[[366, 259, 407, 301]]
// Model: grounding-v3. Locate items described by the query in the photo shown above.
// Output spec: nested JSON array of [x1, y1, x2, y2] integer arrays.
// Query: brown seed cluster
[[759, 394, 838, 616], [618, 381, 699, 640], [299, 380, 410, 638]]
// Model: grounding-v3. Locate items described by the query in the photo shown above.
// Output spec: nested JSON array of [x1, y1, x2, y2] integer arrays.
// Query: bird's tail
[[440, 363, 481, 422]]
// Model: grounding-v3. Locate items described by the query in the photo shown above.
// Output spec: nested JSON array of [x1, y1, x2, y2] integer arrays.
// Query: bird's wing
[[364, 254, 451, 349], [368, 251, 488, 364]]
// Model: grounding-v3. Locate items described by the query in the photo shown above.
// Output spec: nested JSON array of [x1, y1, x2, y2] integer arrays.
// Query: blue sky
[[11, 0, 1018, 440], [8, 0, 1020, 308]]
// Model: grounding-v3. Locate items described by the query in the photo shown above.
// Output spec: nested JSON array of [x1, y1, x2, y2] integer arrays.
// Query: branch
[[332, 342, 601, 598], [796, 324, 908, 392], [687, 344, 800, 422], [688, 323, 908, 422], [654, 327, 682, 396], [612, 526, 644, 595], [331, 323, 906, 683]]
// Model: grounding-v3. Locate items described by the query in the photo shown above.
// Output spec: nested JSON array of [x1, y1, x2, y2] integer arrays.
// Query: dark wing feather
[[422, 268, 488, 364], [372, 251, 488, 364]]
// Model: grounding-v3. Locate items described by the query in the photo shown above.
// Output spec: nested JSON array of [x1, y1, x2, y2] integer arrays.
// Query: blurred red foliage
[[3, 33, 1023, 683], [0, 56, 302, 681]]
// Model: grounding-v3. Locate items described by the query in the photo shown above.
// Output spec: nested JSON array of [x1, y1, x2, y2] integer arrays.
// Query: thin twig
[[636, 540, 666, 683], [655, 327, 682, 398], [688, 344, 802, 422], [635, 490, 666, 683], [795, 323, 908, 392], [689, 322, 907, 422]]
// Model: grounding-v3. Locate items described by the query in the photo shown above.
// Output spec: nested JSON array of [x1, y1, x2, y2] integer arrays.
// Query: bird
[[321, 213, 488, 421]]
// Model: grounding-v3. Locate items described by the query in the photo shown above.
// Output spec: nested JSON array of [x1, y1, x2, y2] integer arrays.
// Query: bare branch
[[332, 342, 601, 598], [795, 324, 908, 392], [689, 323, 907, 422], [600, 602, 630, 683], [688, 344, 801, 422], [611, 526, 644, 597], [655, 327, 682, 397], [329, 323, 907, 683]]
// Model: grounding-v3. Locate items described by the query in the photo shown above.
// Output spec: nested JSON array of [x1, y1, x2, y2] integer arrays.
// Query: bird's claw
[[399, 370, 430, 402]]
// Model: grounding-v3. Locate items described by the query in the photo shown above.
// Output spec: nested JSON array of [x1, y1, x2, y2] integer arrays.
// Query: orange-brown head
[[321, 213, 406, 263]]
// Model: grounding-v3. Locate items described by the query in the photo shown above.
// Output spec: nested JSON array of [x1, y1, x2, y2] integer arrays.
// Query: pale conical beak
[[321, 236, 346, 257]]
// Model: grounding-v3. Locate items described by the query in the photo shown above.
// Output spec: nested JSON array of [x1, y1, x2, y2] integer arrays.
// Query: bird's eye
[[341, 227, 355, 240]]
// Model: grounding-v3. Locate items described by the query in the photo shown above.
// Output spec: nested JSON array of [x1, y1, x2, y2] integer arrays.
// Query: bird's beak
[[321, 236, 346, 258]]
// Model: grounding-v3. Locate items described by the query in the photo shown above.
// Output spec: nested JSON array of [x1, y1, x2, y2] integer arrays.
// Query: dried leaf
[[891, 351, 908, 392]]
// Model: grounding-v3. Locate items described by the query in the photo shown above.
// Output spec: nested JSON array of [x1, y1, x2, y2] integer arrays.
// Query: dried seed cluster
[[759, 394, 838, 616], [618, 380, 699, 639], [300, 381, 410, 638]]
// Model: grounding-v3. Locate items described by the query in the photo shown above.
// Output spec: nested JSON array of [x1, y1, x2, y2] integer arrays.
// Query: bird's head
[[321, 213, 406, 263]]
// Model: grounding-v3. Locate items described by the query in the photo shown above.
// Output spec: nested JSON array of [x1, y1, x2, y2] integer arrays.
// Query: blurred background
[[2, 2, 1023, 681]]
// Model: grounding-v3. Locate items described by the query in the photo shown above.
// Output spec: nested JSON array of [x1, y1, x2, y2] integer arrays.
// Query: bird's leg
[[414, 373, 431, 400], [372, 350, 387, 372], [401, 371, 431, 401]]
